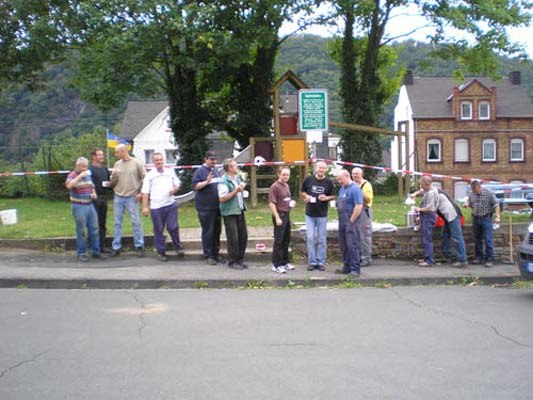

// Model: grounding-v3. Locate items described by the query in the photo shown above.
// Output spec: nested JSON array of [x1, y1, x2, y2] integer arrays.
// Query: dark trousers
[[198, 209, 221, 259], [272, 212, 291, 267], [338, 211, 361, 273], [151, 203, 182, 255], [420, 211, 437, 264], [223, 213, 248, 264], [93, 197, 108, 250]]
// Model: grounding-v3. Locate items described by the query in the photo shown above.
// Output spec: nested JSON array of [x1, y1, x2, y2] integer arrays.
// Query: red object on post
[[279, 115, 297, 135]]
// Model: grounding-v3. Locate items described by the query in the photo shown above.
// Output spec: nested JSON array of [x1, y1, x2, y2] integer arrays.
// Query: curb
[[0, 275, 520, 290]]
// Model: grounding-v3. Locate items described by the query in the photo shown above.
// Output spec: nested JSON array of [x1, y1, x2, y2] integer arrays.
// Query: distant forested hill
[[1, 35, 531, 162]]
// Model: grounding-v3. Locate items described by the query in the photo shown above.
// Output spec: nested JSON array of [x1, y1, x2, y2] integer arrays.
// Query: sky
[[279, 4, 533, 59]]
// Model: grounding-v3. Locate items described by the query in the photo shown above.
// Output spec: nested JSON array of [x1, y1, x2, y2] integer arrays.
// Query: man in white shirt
[[142, 152, 184, 261]]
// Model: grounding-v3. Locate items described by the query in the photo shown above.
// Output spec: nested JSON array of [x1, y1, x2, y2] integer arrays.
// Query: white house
[[120, 100, 176, 164]]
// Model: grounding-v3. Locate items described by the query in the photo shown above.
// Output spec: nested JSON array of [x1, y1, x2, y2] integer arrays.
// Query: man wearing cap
[[192, 151, 222, 265]]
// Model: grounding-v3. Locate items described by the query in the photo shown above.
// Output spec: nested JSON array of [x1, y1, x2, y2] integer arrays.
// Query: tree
[[329, 0, 531, 172]]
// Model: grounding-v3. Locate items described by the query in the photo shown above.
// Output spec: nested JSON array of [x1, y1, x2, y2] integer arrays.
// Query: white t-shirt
[[141, 168, 180, 210]]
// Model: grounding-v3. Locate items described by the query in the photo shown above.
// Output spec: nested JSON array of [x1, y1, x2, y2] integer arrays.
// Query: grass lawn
[[0, 195, 530, 239]]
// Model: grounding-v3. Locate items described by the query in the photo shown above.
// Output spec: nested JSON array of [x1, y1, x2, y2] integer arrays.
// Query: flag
[[107, 132, 132, 151]]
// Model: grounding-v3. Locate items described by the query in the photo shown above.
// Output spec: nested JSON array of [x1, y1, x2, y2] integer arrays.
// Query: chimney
[[509, 71, 521, 85], [403, 70, 414, 85]]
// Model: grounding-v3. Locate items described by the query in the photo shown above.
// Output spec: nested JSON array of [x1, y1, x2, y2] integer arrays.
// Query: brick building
[[392, 71, 533, 199]]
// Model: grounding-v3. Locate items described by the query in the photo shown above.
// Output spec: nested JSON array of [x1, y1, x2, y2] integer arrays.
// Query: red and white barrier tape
[[2, 159, 533, 192]]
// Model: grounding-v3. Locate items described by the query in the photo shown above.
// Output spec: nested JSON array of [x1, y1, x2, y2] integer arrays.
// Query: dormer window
[[460, 101, 472, 120], [479, 101, 490, 120]]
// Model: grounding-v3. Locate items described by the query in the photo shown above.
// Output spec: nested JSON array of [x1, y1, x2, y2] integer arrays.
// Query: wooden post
[[250, 137, 257, 208], [397, 133, 404, 199], [273, 87, 281, 162]]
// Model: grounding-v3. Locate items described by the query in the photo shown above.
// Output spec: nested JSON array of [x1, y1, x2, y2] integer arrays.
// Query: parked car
[[517, 222, 533, 280]]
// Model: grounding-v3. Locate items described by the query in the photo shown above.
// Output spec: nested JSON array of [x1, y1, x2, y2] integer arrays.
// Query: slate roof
[[120, 100, 168, 140], [405, 76, 533, 118]]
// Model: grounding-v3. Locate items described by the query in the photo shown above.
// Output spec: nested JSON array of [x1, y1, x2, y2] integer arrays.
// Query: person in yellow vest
[[351, 167, 373, 267]]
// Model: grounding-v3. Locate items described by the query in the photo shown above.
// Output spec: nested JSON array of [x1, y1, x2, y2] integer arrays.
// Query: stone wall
[[292, 223, 529, 262]]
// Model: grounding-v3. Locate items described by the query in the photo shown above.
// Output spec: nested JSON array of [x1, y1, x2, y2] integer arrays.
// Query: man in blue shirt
[[335, 170, 363, 276], [192, 151, 222, 265]]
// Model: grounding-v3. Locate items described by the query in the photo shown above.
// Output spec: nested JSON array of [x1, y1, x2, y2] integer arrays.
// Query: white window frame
[[454, 181, 469, 201], [479, 101, 490, 120], [482, 139, 496, 162], [144, 149, 154, 164], [427, 139, 442, 162], [460, 101, 473, 120], [510, 138, 524, 162], [509, 180, 525, 199], [165, 149, 176, 164], [454, 139, 469, 162]]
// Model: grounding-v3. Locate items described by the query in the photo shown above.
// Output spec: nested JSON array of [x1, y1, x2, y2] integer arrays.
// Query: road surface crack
[[0, 349, 51, 380], [391, 288, 533, 350], [133, 294, 147, 340]]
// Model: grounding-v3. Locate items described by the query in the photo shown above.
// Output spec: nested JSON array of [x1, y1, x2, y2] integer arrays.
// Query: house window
[[165, 149, 176, 164], [510, 138, 524, 161], [144, 149, 154, 164], [427, 139, 441, 162], [460, 101, 472, 120], [482, 139, 496, 162], [479, 101, 490, 120], [454, 181, 469, 201], [454, 139, 469, 162]]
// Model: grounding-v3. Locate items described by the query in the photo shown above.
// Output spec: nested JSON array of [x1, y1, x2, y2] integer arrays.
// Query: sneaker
[[175, 248, 185, 257], [284, 263, 295, 271], [471, 259, 483, 265], [110, 249, 121, 257], [418, 261, 433, 267], [349, 271, 361, 278], [452, 261, 468, 268], [485, 261, 493, 268], [317, 264, 326, 271], [360, 260, 371, 267], [157, 253, 168, 262], [307, 265, 316, 271], [78, 255, 89, 262], [272, 265, 287, 274], [207, 258, 217, 266], [92, 253, 108, 260], [238, 261, 249, 269]]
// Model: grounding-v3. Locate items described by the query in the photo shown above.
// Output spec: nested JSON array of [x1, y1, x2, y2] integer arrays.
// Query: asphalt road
[[1, 287, 532, 400]]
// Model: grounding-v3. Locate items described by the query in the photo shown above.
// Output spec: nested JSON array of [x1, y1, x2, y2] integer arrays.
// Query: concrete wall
[[292, 223, 529, 262]]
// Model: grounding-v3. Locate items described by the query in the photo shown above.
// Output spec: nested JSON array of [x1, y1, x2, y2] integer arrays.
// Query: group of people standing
[[411, 176, 500, 268], [66, 147, 498, 271]]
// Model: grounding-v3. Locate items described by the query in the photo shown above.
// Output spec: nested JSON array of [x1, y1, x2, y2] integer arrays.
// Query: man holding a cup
[[218, 158, 248, 270], [300, 160, 335, 271], [90, 148, 111, 253], [269, 167, 296, 273]]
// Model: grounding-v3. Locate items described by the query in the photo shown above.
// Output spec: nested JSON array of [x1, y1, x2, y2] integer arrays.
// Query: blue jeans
[[441, 217, 467, 262], [71, 203, 100, 256], [305, 215, 327, 266], [420, 212, 436, 264], [473, 216, 494, 261], [112, 195, 144, 251]]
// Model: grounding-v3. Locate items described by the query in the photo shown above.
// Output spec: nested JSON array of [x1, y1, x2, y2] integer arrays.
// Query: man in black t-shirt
[[90, 148, 111, 252], [300, 161, 335, 271], [192, 151, 222, 265]]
